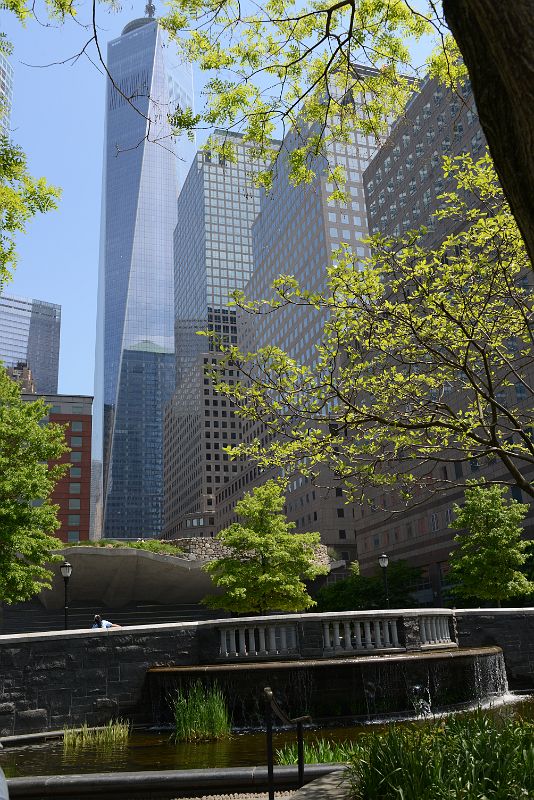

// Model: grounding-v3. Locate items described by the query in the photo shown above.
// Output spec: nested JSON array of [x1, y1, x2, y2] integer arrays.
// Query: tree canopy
[[315, 559, 421, 611], [448, 481, 533, 605], [203, 479, 328, 613], [209, 154, 533, 507], [0, 368, 68, 604]]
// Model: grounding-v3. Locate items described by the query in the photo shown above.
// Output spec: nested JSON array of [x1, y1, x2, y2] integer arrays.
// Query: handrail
[[264, 686, 311, 800]]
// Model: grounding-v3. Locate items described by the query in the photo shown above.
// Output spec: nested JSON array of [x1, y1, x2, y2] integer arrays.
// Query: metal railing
[[264, 686, 311, 800]]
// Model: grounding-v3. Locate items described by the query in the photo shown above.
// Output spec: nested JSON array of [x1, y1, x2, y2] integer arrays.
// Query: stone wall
[[177, 538, 331, 568], [455, 608, 534, 689]]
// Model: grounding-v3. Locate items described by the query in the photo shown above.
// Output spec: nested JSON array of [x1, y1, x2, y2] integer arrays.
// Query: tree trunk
[[443, 0, 534, 268]]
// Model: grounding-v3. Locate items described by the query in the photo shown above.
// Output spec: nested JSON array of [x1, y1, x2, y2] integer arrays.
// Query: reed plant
[[171, 681, 232, 742], [277, 715, 534, 799], [63, 720, 130, 750]]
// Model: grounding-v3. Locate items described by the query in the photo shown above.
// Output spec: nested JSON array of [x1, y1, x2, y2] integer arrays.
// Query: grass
[[279, 714, 534, 799], [171, 682, 232, 742], [63, 720, 130, 750], [68, 539, 184, 556]]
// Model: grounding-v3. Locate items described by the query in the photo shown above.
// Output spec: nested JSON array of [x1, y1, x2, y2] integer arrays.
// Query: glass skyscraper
[[94, 13, 193, 538], [0, 293, 60, 393], [0, 53, 14, 134]]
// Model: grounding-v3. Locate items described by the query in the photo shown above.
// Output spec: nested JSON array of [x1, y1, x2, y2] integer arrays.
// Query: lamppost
[[60, 561, 73, 630], [378, 553, 390, 609]]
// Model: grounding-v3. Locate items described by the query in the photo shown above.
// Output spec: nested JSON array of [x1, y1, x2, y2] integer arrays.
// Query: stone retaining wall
[[455, 608, 534, 689], [176, 538, 330, 567]]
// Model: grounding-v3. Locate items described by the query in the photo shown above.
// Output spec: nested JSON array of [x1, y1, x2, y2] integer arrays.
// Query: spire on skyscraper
[[145, 1, 155, 18]]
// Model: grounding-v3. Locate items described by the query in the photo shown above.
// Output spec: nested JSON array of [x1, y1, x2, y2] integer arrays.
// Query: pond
[[1, 696, 533, 779]]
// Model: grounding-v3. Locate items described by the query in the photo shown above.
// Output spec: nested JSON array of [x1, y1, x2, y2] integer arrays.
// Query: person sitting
[[91, 614, 121, 629]]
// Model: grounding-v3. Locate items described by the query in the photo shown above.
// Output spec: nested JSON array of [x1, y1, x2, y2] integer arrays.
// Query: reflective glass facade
[[0, 293, 60, 392], [94, 17, 193, 538], [0, 53, 13, 134]]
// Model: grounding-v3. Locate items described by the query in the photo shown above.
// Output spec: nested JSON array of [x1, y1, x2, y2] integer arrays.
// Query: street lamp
[[378, 553, 390, 609], [60, 561, 73, 630]]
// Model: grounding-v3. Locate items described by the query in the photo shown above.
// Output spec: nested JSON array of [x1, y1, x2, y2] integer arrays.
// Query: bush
[[63, 720, 130, 750], [67, 539, 184, 556]]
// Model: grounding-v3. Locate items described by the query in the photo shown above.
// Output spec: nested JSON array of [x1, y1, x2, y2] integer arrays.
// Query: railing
[[419, 614, 452, 646], [218, 622, 298, 659], [323, 616, 401, 653]]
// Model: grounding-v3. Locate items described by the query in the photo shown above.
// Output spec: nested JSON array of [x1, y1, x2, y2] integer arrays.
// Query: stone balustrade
[[213, 609, 455, 661]]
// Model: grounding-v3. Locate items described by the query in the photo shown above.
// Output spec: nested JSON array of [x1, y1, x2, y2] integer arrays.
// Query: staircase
[[1, 600, 221, 635]]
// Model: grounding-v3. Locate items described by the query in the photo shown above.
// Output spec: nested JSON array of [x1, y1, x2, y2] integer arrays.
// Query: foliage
[[161, 0, 465, 191], [346, 714, 534, 800], [203, 479, 327, 613], [63, 720, 130, 750], [448, 481, 533, 604], [315, 560, 420, 612], [69, 539, 184, 556], [0, 134, 61, 291], [0, 368, 68, 604], [209, 154, 533, 507], [171, 682, 231, 742], [277, 737, 355, 765]]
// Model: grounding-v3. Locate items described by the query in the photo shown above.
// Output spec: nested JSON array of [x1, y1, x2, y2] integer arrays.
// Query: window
[[68, 530, 80, 543], [70, 467, 81, 478], [431, 513, 439, 532], [70, 452, 82, 463], [70, 436, 82, 447], [511, 486, 523, 502], [339, 530, 347, 540], [335, 487, 343, 497], [69, 483, 81, 494], [515, 383, 527, 402], [69, 499, 81, 510], [68, 514, 80, 526], [336, 508, 345, 518], [71, 421, 83, 432]]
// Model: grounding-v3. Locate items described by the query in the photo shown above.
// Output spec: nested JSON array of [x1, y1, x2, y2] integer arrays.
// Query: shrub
[[171, 682, 232, 742], [63, 720, 130, 750]]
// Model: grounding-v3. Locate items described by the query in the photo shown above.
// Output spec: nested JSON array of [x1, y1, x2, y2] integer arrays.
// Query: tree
[[209, 154, 533, 507], [202, 479, 328, 613], [315, 560, 421, 611], [162, 0, 534, 264], [0, 368, 68, 604], [448, 481, 533, 605]]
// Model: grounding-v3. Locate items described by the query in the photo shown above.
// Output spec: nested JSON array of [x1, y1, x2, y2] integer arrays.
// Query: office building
[[6, 361, 35, 393], [164, 132, 264, 538], [0, 293, 60, 393], [0, 52, 14, 133], [94, 11, 193, 538], [215, 122, 379, 562], [21, 394, 93, 543], [360, 76, 533, 601]]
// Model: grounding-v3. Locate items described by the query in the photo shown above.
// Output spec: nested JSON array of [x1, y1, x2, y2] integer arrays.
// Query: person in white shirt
[[0, 766, 9, 800], [91, 614, 121, 629]]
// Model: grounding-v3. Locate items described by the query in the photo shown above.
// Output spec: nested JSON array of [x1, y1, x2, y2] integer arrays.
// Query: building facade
[[94, 14, 193, 538], [0, 52, 14, 134], [215, 123, 379, 563], [0, 293, 60, 393], [360, 77, 534, 602], [21, 394, 93, 543], [164, 132, 264, 538]]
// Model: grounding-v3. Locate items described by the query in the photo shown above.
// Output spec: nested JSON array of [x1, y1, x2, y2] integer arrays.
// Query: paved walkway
[[172, 770, 350, 800]]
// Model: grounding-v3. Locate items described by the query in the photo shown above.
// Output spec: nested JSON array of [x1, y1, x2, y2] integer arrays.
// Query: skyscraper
[[94, 10, 193, 538], [0, 293, 60, 393], [0, 52, 14, 134], [164, 132, 265, 538]]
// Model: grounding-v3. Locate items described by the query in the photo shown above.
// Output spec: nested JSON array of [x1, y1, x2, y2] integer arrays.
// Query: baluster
[[442, 617, 451, 642], [288, 626, 297, 650], [354, 620, 363, 650], [249, 627, 258, 655], [333, 621, 341, 650], [373, 619, 383, 648], [382, 619, 391, 647], [258, 626, 267, 655], [231, 628, 239, 657], [268, 625, 277, 654], [419, 616, 428, 644], [343, 622, 353, 651], [219, 629, 228, 657], [429, 617, 438, 644], [280, 626, 288, 654], [238, 627, 247, 656], [390, 619, 400, 648], [363, 619, 373, 649], [323, 622, 332, 651]]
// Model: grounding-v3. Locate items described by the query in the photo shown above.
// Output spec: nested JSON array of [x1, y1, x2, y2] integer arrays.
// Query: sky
[[4, 1, 199, 397]]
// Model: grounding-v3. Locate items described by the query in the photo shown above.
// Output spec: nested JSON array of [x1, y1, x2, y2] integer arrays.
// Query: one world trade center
[[93, 6, 193, 537]]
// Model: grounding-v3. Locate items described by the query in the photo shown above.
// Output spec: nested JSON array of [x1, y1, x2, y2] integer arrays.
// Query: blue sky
[[4, 1, 198, 396]]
